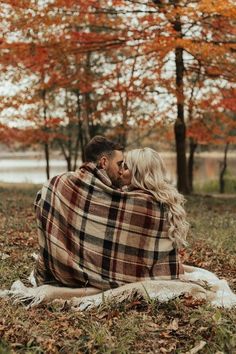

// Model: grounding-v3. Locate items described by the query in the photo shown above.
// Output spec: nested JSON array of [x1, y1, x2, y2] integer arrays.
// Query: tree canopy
[[0, 0, 235, 191]]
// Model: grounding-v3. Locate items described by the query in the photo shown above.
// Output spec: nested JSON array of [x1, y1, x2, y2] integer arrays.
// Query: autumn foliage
[[0, 0, 235, 191]]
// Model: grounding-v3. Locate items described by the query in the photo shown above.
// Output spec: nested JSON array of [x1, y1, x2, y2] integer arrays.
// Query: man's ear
[[98, 156, 108, 169]]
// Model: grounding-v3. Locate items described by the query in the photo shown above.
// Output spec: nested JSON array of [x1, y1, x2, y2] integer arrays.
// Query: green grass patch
[[194, 176, 236, 194], [0, 184, 236, 353]]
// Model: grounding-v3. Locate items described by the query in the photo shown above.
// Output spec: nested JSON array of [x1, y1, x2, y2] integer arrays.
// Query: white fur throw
[[1, 265, 236, 310]]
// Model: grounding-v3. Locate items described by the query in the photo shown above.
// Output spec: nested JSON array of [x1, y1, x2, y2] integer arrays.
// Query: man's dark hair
[[85, 136, 124, 162]]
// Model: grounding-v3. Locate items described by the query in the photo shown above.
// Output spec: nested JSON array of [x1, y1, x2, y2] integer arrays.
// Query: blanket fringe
[[5, 280, 46, 308], [1, 266, 236, 310]]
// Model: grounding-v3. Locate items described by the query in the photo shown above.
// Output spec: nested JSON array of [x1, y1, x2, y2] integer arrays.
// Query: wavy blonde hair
[[126, 148, 189, 248]]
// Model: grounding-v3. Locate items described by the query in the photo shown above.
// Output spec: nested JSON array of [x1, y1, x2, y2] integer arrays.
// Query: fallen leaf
[[145, 322, 160, 332], [183, 294, 206, 308], [125, 300, 142, 310], [0, 252, 10, 260], [184, 340, 207, 354], [167, 318, 179, 331]]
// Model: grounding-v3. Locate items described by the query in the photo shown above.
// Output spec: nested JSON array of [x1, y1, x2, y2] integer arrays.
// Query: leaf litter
[[0, 186, 236, 353]]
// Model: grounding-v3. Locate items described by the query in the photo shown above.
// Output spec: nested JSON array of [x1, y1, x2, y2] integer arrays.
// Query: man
[[34, 136, 125, 287], [84, 135, 125, 189], [34, 135, 181, 291]]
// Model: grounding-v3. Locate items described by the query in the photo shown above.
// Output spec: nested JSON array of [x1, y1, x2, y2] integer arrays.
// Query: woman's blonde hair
[[126, 148, 189, 248]]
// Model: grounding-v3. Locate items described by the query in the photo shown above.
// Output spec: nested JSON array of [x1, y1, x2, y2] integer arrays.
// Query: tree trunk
[[41, 88, 50, 180], [219, 142, 229, 194], [121, 94, 129, 148], [84, 91, 92, 143], [59, 140, 72, 171], [188, 138, 198, 193], [73, 124, 81, 170], [152, 0, 189, 194], [119, 117, 128, 147], [66, 157, 72, 171], [74, 90, 86, 162], [83, 52, 92, 142], [174, 45, 189, 194], [44, 142, 50, 180]]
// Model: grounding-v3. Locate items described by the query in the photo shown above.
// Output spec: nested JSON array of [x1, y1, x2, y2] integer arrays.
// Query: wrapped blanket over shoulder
[[33, 163, 183, 289]]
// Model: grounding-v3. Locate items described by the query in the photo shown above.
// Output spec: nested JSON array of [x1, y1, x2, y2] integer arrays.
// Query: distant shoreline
[[0, 150, 235, 160], [0, 151, 78, 160], [0, 150, 235, 184]]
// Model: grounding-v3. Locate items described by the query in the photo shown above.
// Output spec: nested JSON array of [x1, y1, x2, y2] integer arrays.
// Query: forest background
[[0, 0, 235, 194]]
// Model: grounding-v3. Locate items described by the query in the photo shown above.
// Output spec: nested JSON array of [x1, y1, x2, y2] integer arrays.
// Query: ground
[[0, 184, 236, 354]]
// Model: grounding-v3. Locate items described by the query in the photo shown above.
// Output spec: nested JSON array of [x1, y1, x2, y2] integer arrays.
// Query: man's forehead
[[113, 150, 124, 161]]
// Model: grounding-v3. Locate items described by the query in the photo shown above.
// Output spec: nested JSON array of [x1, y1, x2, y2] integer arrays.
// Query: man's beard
[[109, 175, 123, 188], [106, 169, 123, 188]]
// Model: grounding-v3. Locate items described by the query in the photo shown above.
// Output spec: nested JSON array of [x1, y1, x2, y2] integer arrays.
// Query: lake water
[[0, 152, 235, 185], [0, 156, 68, 184]]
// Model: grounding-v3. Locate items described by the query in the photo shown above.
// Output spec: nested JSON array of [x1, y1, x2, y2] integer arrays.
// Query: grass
[[0, 184, 236, 353], [194, 175, 236, 194]]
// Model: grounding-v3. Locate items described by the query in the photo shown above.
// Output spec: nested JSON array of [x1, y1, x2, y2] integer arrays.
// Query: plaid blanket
[[34, 163, 183, 290]]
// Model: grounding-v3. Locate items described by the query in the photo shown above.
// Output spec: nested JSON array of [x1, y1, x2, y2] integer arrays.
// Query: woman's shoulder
[[124, 185, 168, 208]]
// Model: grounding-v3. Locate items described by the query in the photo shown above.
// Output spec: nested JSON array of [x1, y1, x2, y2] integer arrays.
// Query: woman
[[123, 147, 189, 249]]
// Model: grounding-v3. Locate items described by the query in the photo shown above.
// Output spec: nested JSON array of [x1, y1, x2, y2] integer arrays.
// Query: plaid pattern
[[34, 163, 183, 289]]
